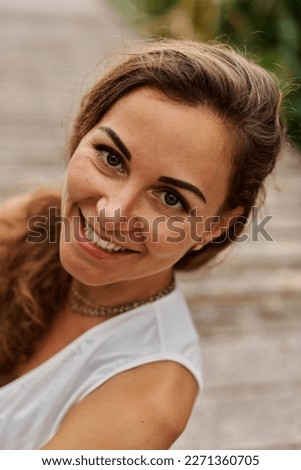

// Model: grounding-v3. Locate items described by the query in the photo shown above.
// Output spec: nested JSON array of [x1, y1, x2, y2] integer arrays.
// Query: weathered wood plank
[[173, 383, 301, 449]]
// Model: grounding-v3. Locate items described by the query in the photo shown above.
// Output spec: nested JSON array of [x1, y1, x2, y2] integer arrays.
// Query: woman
[[0, 39, 288, 449]]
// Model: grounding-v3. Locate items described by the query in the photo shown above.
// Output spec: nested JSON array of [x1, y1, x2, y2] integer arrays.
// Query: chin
[[59, 248, 116, 287]]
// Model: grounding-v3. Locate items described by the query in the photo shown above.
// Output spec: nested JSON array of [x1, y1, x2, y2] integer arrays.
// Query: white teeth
[[106, 242, 116, 250], [84, 221, 127, 253]]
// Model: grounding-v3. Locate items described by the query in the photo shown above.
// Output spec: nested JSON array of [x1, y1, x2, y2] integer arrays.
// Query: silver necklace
[[68, 279, 175, 317]]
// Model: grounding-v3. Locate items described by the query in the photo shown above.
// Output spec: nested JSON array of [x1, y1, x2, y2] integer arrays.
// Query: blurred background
[[0, 0, 300, 449], [109, 0, 301, 148]]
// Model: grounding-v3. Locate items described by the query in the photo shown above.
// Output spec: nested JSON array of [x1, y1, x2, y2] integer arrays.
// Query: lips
[[79, 209, 139, 254], [84, 220, 127, 253]]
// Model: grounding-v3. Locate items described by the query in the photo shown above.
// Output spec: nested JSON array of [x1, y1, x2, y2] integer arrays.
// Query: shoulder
[[0, 190, 61, 258], [110, 360, 199, 435], [0, 193, 33, 218], [42, 360, 199, 450], [0, 189, 61, 219], [0, 193, 33, 258]]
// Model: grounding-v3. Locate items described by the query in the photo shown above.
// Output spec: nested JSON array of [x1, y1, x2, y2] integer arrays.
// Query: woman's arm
[[42, 361, 198, 450]]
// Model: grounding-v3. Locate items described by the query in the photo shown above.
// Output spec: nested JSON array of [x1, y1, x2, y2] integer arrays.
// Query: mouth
[[79, 210, 139, 255]]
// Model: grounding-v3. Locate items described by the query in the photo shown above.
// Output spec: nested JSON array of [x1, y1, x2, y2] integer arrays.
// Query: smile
[[84, 220, 128, 253]]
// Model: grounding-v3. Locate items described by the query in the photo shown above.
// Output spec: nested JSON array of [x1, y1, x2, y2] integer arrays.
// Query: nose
[[96, 186, 146, 235]]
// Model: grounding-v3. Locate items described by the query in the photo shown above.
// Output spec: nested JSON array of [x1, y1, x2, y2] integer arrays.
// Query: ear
[[191, 205, 245, 251], [190, 244, 203, 252]]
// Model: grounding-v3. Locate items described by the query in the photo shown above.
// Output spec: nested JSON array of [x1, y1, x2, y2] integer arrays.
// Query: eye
[[94, 145, 124, 172], [164, 192, 180, 206], [106, 152, 121, 167], [159, 189, 190, 213]]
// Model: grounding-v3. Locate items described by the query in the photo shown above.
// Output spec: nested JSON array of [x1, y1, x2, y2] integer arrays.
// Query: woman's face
[[60, 87, 234, 287]]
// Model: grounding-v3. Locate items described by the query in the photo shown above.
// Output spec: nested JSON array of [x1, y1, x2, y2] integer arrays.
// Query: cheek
[[67, 158, 84, 189], [63, 157, 91, 204], [150, 220, 196, 256]]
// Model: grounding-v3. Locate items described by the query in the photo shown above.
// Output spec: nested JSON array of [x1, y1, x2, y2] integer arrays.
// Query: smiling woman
[[0, 39, 289, 450], [60, 89, 230, 291]]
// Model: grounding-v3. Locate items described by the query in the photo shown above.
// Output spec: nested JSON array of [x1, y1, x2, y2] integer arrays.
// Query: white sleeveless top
[[0, 288, 202, 449]]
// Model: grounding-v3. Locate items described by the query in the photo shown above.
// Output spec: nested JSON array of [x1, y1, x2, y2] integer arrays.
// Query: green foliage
[[135, 0, 177, 15], [218, 0, 301, 147], [108, 0, 301, 147]]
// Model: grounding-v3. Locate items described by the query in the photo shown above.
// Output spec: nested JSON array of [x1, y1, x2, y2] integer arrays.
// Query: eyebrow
[[98, 126, 132, 161], [158, 176, 207, 204], [98, 126, 206, 203]]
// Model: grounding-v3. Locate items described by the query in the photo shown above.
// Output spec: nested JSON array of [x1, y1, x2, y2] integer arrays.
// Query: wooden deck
[[0, 0, 300, 450], [174, 149, 301, 449]]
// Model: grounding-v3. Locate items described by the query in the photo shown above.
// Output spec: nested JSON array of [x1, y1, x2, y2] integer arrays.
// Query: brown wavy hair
[[0, 39, 288, 376]]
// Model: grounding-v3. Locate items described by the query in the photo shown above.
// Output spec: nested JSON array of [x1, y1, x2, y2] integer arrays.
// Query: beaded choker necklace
[[68, 279, 175, 317]]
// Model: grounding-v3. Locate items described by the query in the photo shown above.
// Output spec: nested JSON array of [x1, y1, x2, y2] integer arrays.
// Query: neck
[[70, 270, 174, 307]]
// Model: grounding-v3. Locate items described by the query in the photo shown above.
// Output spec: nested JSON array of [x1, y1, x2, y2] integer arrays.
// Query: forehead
[[94, 87, 232, 207]]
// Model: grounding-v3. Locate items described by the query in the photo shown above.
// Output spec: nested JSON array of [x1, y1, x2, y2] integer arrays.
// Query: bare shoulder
[[0, 189, 60, 219], [42, 361, 199, 450], [0, 193, 33, 218]]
